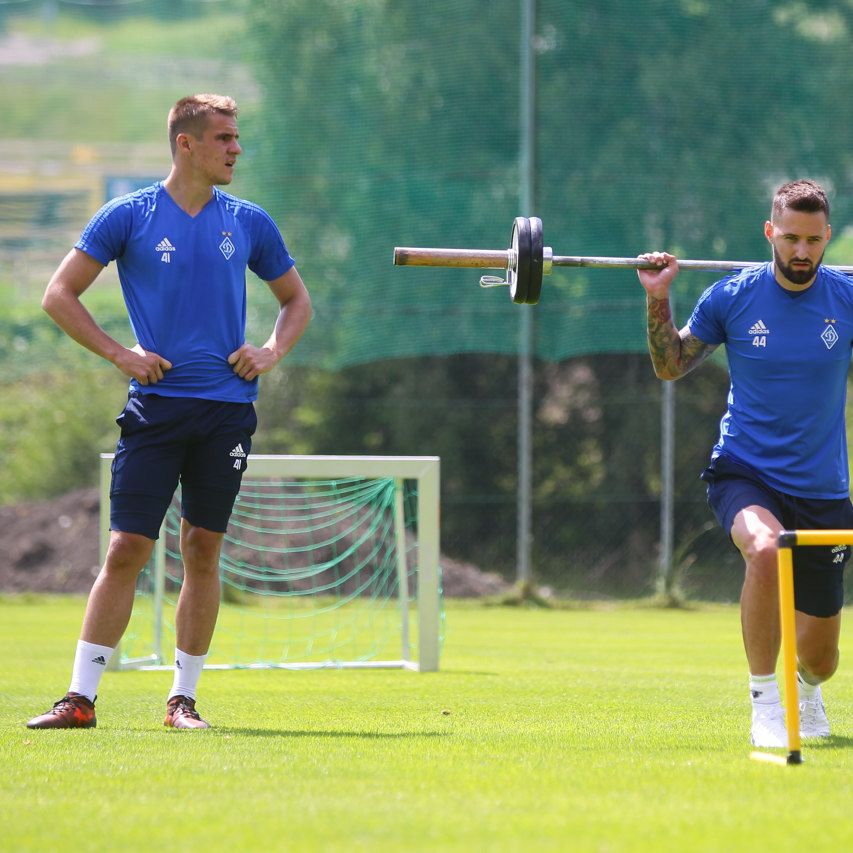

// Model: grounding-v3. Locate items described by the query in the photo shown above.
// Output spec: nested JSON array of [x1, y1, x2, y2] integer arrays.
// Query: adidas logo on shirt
[[748, 319, 770, 335], [156, 237, 176, 264]]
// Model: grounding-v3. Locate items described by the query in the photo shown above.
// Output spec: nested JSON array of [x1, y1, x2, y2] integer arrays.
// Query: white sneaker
[[751, 702, 788, 748], [799, 685, 830, 739]]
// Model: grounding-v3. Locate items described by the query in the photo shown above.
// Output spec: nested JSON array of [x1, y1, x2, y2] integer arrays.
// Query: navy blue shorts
[[110, 392, 257, 540], [702, 454, 853, 617]]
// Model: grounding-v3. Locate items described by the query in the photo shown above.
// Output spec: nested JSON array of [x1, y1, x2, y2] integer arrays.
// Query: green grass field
[[2, 598, 852, 851]]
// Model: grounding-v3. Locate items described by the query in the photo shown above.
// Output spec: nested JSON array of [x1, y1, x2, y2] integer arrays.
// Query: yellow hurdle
[[774, 530, 853, 765]]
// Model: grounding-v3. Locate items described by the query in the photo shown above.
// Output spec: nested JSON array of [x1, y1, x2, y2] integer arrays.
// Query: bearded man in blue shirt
[[637, 179, 853, 750], [28, 94, 313, 730]]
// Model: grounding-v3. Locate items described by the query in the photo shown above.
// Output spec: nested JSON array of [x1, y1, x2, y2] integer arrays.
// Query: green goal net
[[99, 455, 442, 672]]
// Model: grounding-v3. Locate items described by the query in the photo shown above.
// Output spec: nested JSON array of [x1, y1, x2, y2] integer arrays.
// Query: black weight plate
[[525, 216, 543, 304]]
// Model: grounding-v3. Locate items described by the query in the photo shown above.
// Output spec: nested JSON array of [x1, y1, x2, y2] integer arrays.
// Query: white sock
[[749, 673, 780, 706], [169, 649, 207, 701], [68, 640, 115, 702]]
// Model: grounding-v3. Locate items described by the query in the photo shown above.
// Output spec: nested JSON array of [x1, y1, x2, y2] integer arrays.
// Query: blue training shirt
[[688, 262, 853, 499], [76, 182, 294, 403]]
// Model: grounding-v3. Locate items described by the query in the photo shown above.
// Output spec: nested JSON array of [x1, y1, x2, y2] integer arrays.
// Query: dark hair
[[771, 179, 829, 221], [168, 94, 238, 156]]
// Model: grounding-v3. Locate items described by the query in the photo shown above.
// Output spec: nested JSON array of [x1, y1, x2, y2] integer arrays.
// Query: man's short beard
[[773, 246, 824, 285]]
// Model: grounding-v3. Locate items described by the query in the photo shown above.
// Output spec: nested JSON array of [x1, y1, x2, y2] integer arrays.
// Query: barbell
[[393, 216, 853, 305]]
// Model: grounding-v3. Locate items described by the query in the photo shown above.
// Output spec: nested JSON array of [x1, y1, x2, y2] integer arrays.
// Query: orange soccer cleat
[[27, 693, 96, 729], [164, 695, 210, 729]]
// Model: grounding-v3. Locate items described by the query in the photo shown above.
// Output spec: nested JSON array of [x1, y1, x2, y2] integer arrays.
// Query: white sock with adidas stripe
[[168, 649, 207, 702], [68, 640, 115, 702]]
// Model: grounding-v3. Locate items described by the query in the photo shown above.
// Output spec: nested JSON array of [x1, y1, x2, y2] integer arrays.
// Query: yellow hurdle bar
[[779, 530, 853, 547], [773, 528, 853, 766]]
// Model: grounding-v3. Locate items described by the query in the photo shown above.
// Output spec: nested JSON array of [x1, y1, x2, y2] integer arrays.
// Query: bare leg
[[731, 505, 784, 674], [796, 611, 837, 738], [174, 520, 224, 656], [80, 531, 155, 647], [797, 611, 840, 682], [732, 504, 841, 681], [26, 530, 154, 728]]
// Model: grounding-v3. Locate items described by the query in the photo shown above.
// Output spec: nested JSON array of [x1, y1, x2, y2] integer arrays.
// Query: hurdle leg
[[777, 544, 802, 764]]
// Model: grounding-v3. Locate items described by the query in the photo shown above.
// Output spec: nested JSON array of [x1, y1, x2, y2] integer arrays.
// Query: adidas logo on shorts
[[230, 444, 246, 458]]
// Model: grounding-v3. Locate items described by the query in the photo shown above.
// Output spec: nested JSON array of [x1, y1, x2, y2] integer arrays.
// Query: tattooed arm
[[637, 252, 718, 381]]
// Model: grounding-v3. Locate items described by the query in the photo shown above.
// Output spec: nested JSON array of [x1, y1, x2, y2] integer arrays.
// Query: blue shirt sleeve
[[687, 281, 726, 345], [74, 197, 133, 266], [248, 208, 295, 282]]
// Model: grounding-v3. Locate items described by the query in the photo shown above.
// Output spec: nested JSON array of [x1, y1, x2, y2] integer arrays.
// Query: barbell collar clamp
[[479, 275, 508, 288]]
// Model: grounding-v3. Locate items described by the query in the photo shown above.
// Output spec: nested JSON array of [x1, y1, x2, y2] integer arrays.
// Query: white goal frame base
[[99, 453, 441, 672]]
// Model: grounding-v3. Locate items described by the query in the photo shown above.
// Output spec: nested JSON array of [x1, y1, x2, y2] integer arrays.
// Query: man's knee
[[740, 536, 779, 588], [104, 530, 155, 575], [732, 506, 782, 584], [797, 613, 841, 681], [181, 524, 224, 576], [799, 649, 839, 682]]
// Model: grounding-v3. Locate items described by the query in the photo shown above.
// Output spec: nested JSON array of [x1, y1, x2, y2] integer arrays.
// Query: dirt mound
[[0, 488, 508, 598], [439, 555, 509, 597], [0, 488, 102, 593]]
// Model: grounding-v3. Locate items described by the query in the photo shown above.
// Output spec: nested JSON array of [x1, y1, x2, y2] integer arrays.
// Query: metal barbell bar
[[393, 216, 853, 305]]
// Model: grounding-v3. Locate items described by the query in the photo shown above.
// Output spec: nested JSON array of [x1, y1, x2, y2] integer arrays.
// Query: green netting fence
[[4, 0, 853, 600]]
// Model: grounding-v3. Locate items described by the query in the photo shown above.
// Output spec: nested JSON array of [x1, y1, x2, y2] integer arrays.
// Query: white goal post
[[99, 453, 441, 672]]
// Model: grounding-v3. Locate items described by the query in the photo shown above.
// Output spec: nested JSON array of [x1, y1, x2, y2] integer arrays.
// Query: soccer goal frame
[[99, 453, 441, 672]]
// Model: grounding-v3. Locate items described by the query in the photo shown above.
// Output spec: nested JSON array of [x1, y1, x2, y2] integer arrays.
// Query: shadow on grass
[[212, 728, 451, 739], [804, 734, 853, 750], [432, 669, 497, 677]]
